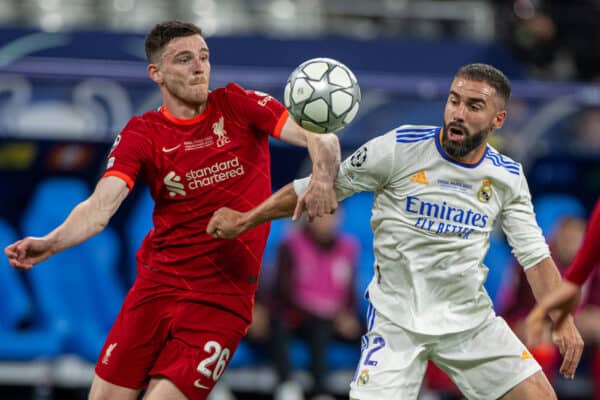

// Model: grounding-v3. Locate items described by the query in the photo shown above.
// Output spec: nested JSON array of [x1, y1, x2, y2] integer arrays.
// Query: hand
[[550, 315, 584, 379], [293, 178, 337, 221], [207, 207, 246, 239], [524, 306, 547, 349], [525, 281, 581, 349], [4, 237, 54, 270]]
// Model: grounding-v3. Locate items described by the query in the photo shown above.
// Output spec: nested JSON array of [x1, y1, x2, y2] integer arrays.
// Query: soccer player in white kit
[[207, 64, 584, 399]]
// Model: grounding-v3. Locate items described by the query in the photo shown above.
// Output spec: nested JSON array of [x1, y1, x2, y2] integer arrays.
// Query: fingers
[[5, 240, 33, 270], [559, 338, 583, 379], [553, 321, 584, 379], [292, 195, 306, 221]]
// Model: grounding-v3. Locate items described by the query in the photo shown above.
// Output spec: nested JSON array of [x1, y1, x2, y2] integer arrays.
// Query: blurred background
[[0, 0, 598, 399]]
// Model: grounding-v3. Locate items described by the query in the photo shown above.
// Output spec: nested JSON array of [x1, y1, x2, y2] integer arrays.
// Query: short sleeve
[[501, 173, 551, 270], [103, 117, 152, 190], [294, 131, 397, 201], [223, 83, 288, 139]]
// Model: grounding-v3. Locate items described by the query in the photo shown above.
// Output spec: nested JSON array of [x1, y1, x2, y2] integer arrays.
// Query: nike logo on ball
[[162, 144, 181, 153], [193, 379, 210, 390]]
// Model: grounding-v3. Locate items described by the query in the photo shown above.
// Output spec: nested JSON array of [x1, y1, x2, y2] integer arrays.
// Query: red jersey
[[103, 83, 288, 321], [565, 200, 600, 286]]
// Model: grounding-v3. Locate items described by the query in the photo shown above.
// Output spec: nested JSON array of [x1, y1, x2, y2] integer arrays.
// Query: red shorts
[[95, 275, 250, 400]]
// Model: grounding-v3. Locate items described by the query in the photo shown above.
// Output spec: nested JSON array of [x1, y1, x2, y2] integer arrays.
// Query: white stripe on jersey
[[294, 124, 549, 335]]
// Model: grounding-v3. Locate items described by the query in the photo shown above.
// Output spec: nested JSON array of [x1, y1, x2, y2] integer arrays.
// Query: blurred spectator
[[500, 216, 600, 393], [501, 0, 600, 81], [570, 108, 600, 155], [249, 211, 362, 400]]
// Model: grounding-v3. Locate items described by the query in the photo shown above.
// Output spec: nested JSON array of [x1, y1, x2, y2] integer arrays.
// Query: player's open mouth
[[448, 126, 466, 141]]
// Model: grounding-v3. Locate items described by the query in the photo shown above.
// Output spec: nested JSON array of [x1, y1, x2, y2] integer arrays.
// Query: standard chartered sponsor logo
[[164, 171, 186, 197], [186, 156, 245, 189]]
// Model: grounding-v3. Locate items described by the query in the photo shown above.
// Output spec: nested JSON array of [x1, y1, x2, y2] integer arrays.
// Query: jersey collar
[[159, 103, 210, 125]]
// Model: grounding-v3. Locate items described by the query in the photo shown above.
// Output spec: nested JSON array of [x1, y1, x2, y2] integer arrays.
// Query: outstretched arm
[[526, 199, 600, 349], [525, 257, 584, 379], [279, 117, 340, 220], [207, 183, 297, 239], [4, 176, 129, 270]]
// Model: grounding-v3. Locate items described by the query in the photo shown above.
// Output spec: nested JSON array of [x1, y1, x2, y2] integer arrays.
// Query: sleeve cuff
[[293, 177, 311, 196], [271, 109, 289, 139], [103, 170, 135, 190]]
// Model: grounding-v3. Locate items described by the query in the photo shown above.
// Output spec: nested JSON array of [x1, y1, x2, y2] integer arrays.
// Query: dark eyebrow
[[449, 90, 486, 105], [174, 48, 209, 57]]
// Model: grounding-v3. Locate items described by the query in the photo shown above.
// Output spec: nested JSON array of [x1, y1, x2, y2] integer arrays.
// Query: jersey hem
[[95, 365, 147, 390]]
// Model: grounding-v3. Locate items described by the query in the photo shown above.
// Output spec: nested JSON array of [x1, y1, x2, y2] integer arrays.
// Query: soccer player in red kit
[[4, 21, 340, 400], [526, 199, 600, 349]]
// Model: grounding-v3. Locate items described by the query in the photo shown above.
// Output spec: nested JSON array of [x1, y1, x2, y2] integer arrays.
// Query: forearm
[[526, 257, 570, 321], [238, 183, 298, 233], [45, 176, 128, 253], [45, 198, 112, 253], [306, 133, 341, 184]]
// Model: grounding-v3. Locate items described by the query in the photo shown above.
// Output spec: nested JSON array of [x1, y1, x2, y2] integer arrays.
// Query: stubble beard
[[165, 79, 208, 107]]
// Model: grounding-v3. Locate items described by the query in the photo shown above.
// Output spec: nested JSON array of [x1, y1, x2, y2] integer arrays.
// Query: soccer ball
[[284, 57, 360, 133]]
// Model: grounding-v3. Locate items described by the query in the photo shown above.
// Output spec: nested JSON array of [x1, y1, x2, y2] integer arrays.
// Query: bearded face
[[441, 121, 492, 158]]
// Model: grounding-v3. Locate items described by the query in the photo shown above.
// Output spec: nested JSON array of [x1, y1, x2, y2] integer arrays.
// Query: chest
[[147, 115, 268, 199]]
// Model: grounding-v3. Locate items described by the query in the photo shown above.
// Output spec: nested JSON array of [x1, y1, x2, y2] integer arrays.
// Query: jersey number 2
[[197, 340, 231, 381]]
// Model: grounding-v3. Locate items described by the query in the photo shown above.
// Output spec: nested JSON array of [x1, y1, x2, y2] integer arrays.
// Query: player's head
[[145, 21, 210, 107], [551, 216, 586, 267], [442, 63, 511, 159]]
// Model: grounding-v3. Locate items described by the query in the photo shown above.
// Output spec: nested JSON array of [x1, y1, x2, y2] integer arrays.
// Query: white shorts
[[349, 308, 541, 400]]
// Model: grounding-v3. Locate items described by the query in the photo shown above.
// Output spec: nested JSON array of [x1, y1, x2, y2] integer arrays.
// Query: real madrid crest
[[357, 369, 370, 386], [477, 179, 492, 203]]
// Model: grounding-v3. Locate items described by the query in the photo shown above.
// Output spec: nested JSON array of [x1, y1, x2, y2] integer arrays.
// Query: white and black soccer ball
[[284, 57, 360, 133]]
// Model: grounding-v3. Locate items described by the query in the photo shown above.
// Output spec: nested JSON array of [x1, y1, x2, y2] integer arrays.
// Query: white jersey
[[294, 125, 550, 335]]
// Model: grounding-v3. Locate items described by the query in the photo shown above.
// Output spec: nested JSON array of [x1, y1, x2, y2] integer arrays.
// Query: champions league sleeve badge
[[350, 146, 367, 168], [477, 179, 493, 203]]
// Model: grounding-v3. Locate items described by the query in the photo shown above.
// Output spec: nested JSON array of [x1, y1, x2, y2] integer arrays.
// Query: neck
[[162, 97, 207, 119], [456, 144, 487, 164]]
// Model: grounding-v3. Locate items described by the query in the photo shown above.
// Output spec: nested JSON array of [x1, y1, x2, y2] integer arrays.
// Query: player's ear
[[147, 63, 163, 84], [493, 109, 507, 130]]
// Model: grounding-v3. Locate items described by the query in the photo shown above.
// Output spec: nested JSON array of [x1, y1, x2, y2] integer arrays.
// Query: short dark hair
[[145, 20, 203, 63], [455, 63, 511, 106]]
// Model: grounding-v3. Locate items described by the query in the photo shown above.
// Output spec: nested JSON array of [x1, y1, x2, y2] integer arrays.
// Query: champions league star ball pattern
[[284, 58, 361, 133]]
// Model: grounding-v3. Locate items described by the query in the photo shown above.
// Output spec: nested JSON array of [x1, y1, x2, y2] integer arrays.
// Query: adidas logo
[[410, 170, 429, 185], [164, 171, 186, 197], [521, 350, 532, 360]]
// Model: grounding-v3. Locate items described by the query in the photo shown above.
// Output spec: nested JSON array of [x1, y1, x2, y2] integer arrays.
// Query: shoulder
[[394, 124, 440, 144], [483, 145, 522, 178], [211, 83, 257, 100]]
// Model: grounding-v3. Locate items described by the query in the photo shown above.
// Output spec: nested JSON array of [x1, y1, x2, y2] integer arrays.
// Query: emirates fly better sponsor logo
[[186, 156, 245, 190]]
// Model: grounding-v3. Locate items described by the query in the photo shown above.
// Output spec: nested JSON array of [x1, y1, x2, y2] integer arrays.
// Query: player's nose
[[452, 103, 467, 121]]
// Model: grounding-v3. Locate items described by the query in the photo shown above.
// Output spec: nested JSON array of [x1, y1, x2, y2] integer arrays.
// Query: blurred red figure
[[502, 216, 600, 388]]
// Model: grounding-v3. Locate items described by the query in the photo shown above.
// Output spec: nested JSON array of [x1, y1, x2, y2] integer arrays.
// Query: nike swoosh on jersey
[[162, 144, 182, 153], [193, 379, 210, 390]]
